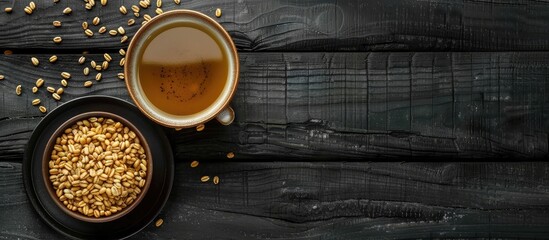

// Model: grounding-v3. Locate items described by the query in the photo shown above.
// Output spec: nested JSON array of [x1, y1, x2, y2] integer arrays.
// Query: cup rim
[[42, 111, 154, 223], [125, 9, 239, 129]]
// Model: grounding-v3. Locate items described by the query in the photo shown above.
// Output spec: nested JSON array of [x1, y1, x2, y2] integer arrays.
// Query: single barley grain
[[119, 6, 127, 14], [31, 57, 39, 66], [155, 218, 163, 227], [39, 106, 47, 113], [190, 160, 199, 168], [36, 78, 44, 87], [104, 53, 112, 62], [61, 72, 71, 79], [215, 8, 222, 18], [52, 93, 61, 101], [102, 61, 109, 70], [49, 55, 58, 63], [85, 29, 94, 37], [117, 26, 125, 35], [84, 81, 93, 87], [63, 7, 72, 15]]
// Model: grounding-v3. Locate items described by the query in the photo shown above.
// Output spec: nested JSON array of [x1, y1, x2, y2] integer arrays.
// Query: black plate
[[23, 95, 174, 240]]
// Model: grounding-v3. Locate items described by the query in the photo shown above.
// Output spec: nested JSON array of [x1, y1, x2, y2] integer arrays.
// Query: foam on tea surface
[[139, 22, 228, 115]]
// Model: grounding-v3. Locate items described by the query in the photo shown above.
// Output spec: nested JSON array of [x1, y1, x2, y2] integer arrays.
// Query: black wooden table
[[1, 0, 549, 239]]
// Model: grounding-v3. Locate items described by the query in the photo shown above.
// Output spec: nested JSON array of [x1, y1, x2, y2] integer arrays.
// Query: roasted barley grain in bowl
[[43, 111, 153, 223]]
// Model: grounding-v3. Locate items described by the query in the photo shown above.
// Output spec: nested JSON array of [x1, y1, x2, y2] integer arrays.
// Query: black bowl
[[23, 95, 174, 239]]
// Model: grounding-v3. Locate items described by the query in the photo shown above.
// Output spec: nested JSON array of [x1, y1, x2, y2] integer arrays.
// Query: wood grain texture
[[1, 52, 548, 159], [2, 161, 549, 239], [1, 0, 548, 239], [1, 0, 549, 51]]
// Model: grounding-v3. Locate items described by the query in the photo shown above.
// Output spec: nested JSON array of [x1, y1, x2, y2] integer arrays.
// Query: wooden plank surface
[[1, 52, 548, 159], [1, 0, 549, 51], [2, 161, 549, 239], [1, 0, 549, 239]]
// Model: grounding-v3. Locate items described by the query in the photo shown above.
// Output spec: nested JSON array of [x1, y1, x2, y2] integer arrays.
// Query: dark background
[[1, 0, 548, 239]]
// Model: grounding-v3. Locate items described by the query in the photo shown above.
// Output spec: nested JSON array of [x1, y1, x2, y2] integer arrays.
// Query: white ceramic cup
[[125, 10, 239, 129]]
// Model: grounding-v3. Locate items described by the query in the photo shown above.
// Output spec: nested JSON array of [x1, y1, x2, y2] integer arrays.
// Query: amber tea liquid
[[139, 22, 228, 115]]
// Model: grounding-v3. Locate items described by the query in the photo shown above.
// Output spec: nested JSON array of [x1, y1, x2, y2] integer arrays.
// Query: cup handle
[[215, 106, 235, 126]]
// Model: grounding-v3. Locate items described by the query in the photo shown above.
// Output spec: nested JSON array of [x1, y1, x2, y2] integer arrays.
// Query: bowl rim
[[41, 111, 154, 223]]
